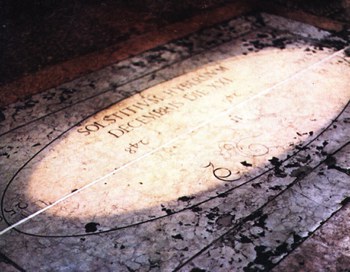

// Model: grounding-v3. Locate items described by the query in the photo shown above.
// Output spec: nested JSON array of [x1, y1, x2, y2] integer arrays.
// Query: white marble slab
[[0, 13, 349, 272]]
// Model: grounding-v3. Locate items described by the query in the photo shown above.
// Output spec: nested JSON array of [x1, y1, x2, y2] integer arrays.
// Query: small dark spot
[[258, 231, 265, 237], [0, 152, 9, 158], [245, 210, 263, 222], [132, 61, 146, 67], [190, 268, 207, 272], [290, 166, 313, 178], [325, 155, 337, 167], [309, 131, 314, 136], [210, 207, 219, 213], [71, 189, 78, 193], [295, 144, 309, 151], [249, 40, 266, 49], [161, 204, 173, 215], [120, 244, 125, 249], [80, 238, 85, 242], [254, 213, 268, 228], [268, 157, 281, 167], [252, 183, 262, 189], [316, 145, 323, 151], [84, 222, 100, 233], [0, 111, 5, 122], [239, 234, 253, 243], [241, 161, 252, 167], [58, 87, 78, 103], [217, 192, 229, 198], [42, 92, 56, 100], [178, 196, 195, 202], [32, 143, 41, 147], [275, 242, 289, 255], [269, 185, 282, 191], [163, 209, 173, 215], [292, 232, 303, 245], [246, 245, 273, 270], [171, 234, 184, 240], [274, 167, 287, 178], [191, 206, 202, 213], [257, 33, 268, 38], [206, 213, 217, 221], [285, 162, 301, 168], [272, 38, 287, 49]]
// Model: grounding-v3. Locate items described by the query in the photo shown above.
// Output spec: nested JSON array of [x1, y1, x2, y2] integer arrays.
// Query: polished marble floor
[[0, 13, 349, 272]]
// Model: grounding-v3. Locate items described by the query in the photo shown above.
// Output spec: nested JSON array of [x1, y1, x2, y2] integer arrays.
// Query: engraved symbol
[[219, 135, 269, 159], [204, 162, 241, 182], [125, 138, 149, 154]]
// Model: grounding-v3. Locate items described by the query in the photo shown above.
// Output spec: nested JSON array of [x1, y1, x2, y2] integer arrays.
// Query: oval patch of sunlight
[[3, 47, 350, 236]]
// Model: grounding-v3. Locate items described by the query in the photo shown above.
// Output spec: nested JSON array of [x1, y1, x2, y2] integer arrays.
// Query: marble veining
[[0, 13, 349, 272]]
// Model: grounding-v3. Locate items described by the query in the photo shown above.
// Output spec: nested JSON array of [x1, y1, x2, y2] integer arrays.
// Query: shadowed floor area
[[1, 0, 349, 106]]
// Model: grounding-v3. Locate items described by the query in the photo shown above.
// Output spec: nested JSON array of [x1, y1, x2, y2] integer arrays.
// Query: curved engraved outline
[[204, 162, 241, 182], [235, 135, 270, 157], [218, 136, 269, 159], [1, 101, 348, 238]]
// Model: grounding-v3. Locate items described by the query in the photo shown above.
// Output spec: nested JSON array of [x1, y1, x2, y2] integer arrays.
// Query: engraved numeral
[[4, 201, 29, 217]]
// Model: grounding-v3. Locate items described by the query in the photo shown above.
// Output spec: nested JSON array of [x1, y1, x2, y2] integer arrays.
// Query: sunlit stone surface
[[0, 13, 349, 271]]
